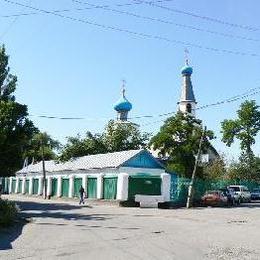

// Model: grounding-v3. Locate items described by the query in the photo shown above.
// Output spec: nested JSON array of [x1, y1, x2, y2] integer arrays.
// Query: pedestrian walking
[[79, 185, 85, 205]]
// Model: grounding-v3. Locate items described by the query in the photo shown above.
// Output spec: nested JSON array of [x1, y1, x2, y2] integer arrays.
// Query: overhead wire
[[2, 0, 259, 57], [136, 0, 260, 32], [72, 0, 260, 43], [27, 86, 260, 122], [139, 87, 260, 127], [0, 0, 174, 18]]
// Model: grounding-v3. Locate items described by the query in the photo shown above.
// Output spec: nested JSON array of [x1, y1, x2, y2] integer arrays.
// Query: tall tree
[[103, 120, 150, 152], [150, 112, 214, 178], [60, 121, 150, 161], [59, 131, 107, 161], [221, 100, 260, 166], [0, 45, 37, 176], [23, 132, 60, 163]]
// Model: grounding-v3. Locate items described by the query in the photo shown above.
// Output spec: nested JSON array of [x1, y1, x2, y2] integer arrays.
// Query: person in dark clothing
[[79, 185, 85, 205]]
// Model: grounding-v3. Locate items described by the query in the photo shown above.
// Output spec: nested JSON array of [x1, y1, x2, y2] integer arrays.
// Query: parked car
[[219, 188, 236, 206], [202, 190, 228, 207], [251, 188, 260, 200], [228, 185, 251, 203]]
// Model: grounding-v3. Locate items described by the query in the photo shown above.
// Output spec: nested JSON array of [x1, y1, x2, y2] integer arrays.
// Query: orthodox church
[[4, 60, 217, 206], [113, 60, 218, 162]]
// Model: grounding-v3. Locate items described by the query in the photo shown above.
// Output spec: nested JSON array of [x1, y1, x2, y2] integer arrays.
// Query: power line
[[0, 0, 174, 18], [27, 86, 260, 122], [2, 0, 259, 58], [72, 0, 260, 43], [136, 0, 260, 32], [139, 87, 260, 127], [0, 0, 32, 40]]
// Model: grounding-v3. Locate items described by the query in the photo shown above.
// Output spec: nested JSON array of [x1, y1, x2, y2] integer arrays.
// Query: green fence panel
[[170, 175, 260, 206], [103, 177, 117, 200], [25, 180, 30, 194], [18, 180, 23, 193], [61, 178, 69, 197], [128, 175, 161, 201], [51, 178, 57, 196], [74, 178, 82, 197], [12, 179, 16, 193], [87, 178, 97, 198], [32, 179, 39, 195]]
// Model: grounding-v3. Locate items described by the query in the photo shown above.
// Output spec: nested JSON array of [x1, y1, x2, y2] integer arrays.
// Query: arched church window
[[186, 103, 192, 113]]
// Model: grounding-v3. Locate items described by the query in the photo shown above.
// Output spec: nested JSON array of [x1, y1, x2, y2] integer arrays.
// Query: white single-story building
[[8, 149, 171, 205]]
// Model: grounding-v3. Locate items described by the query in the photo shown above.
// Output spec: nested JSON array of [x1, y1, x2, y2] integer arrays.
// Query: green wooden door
[[4, 178, 9, 193], [12, 179, 16, 193], [74, 178, 82, 197], [25, 180, 30, 194], [61, 178, 69, 197], [51, 178, 57, 196], [87, 178, 97, 198], [33, 179, 39, 195], [103, 177, 117, 200], [18, 180, 23, 193], [128, 176, 161, 200]]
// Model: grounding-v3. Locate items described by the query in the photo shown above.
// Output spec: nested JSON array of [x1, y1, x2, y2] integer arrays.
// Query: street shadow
[[0, 199, 112, 251], [0, 221, 26, 251], [15, 200, 86, 212], [15, 200, 111, 221]]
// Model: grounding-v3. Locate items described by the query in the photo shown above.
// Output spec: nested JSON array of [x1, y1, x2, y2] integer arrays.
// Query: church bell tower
[[177, 59, 197, 116]]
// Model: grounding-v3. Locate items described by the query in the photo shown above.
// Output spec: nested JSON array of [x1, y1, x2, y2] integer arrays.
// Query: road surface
[[1, 195, 260, 259]]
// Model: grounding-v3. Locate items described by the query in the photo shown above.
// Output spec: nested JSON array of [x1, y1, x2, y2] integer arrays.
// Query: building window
[[186, 103, 192, 113]]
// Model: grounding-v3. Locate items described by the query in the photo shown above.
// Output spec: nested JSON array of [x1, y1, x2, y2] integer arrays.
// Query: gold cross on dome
[[184, 48, 190, 65]]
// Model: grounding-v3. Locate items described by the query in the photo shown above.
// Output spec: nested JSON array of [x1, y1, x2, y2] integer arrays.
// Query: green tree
[[226, 157, 260, 182], [0, 45, 37, 176], [150, 112, 214, 178], [221, 100, 260, 166], [202, 155, 226, 181], [60, 121, 150, 161], [23, 132, 60, 163], [103, 120, 150, 152], [59, 131, 107, 161]]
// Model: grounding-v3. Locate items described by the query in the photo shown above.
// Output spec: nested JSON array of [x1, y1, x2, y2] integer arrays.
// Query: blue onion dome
[[114, 89, 132, 112], [181, 65, 193, 75]]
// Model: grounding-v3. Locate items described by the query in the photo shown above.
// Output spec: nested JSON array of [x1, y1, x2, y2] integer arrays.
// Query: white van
[[228, 185, 251, 203]]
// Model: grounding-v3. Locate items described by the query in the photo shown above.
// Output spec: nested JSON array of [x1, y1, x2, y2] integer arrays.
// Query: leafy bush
[[0, 199, 18, 227]]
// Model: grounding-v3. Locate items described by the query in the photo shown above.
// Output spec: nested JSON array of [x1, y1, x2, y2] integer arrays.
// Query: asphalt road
[[1, 195, 260, 260]]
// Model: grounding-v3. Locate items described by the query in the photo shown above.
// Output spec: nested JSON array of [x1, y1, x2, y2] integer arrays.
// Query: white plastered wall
[[97, 174, 104, 199], [29, 177, 33, 195], [57, 176, 62, 197], [15, 177, 19, 193], [38, 177, 43, 195], [47, 177, 52, 197], [22, 177, 26, 194], [9, 177, 13, 193], [116, 172, 129, 201], [69, 175, 74, 198], [161, 173, 171, 202]]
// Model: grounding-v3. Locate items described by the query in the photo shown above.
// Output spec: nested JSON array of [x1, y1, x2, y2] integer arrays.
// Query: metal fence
[[170, 173, 260, 205]]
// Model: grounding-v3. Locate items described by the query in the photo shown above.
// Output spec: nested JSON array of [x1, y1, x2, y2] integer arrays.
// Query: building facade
[[8, 150, 171, 204]]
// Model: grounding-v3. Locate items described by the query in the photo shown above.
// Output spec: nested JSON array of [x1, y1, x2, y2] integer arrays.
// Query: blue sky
[[0, 0, 260, 160]]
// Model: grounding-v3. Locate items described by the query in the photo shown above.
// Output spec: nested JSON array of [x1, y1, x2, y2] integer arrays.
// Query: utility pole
[[186, 126, 206, 208], [41, 138, 47, 199]]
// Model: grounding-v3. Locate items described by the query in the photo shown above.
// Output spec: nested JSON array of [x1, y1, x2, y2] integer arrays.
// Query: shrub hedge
[[0, 199, 18, 227]]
